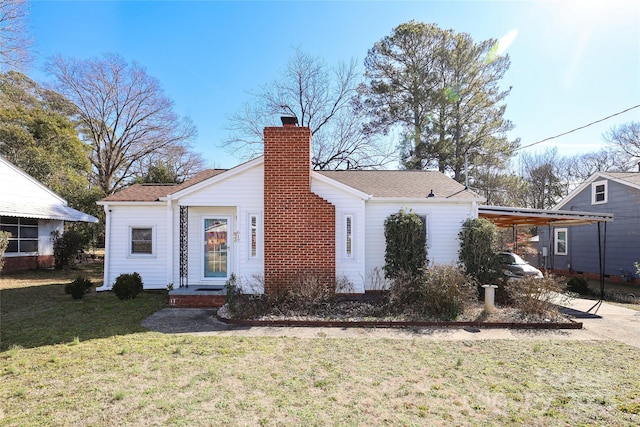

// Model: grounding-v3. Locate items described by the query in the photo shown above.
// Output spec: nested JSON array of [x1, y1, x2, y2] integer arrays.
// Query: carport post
[[588, 221, 607, 314]]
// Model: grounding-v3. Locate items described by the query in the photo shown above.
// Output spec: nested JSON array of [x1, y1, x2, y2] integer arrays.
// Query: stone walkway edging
[[216, 314, 583, 330]]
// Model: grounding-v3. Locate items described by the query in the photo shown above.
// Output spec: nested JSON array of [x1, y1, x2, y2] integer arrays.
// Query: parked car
[[498, 251, 543, 279]]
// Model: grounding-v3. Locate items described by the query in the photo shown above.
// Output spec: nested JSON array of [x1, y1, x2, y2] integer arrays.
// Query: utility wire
[[515, 105, 640, 151]]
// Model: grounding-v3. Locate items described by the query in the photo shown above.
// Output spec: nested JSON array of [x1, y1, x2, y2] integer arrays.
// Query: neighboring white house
[[0, 155, 99, 272], [97, 122, 484, 293]]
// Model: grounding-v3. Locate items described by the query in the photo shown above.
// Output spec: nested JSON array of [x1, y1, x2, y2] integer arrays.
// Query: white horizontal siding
[[175, 164, 264, 292], [104, 205, 168, 289], [363, 200, 475, 290], [38, 220, 62, 256]]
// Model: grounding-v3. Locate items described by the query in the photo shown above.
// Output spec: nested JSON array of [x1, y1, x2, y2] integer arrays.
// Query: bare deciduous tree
[[130, 143, 207, 184], [224, 48, 394, 170], [604, 121, 640, 160], [46, 53, 197, 193], [0, 0, 31, 70], [564, 148, 632, 187], [519, 148, 564, 209]]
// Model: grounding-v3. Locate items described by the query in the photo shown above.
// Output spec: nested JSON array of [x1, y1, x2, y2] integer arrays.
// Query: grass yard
[[2, 266, 640, 426]]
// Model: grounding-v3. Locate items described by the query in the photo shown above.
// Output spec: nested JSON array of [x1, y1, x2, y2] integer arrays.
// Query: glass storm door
[[204, 218, 229, 278]]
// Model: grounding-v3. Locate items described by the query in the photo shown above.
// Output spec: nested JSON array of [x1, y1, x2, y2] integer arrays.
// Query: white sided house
[[97, 122, 483, 299], [0, 155, 99, 273]]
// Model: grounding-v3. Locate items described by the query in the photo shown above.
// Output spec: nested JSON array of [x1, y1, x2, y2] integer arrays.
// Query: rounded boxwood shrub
[[112, 272, 144, 300], [65, 276, 93, 300], [567, 277, 589, 295]]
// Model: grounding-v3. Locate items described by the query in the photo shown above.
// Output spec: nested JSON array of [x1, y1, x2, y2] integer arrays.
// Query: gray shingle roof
[[605, 171, 640, 187], [101, 170, 226, 202], [101, 168, 482, 202], [318, 170, 482, 200]]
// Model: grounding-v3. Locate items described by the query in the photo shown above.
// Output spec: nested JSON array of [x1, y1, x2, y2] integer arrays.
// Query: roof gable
[[554, 171, 640, 209], [0, 155, 98, 222], [0, 155, 66, 205]]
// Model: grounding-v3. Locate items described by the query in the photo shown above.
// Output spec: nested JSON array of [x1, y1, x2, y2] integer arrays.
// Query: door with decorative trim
[[204, 217, 230, 278]]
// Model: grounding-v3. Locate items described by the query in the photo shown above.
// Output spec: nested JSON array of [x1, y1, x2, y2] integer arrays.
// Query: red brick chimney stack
[[262, 117, 336, 295]]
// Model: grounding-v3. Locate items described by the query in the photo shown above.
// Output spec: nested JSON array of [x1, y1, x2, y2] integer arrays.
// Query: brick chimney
[[263, 118, 336, 295]]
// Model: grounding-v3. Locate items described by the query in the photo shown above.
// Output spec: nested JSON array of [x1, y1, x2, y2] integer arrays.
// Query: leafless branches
[[46, 53, 197, 193], [224, 48, 394, 170], [0, 0, 31, 71]]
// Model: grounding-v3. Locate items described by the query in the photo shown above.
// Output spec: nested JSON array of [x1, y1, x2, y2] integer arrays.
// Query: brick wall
[[168, 294, 226, 308], [263, 125, 336, 295], [2, 255, 55, 273]]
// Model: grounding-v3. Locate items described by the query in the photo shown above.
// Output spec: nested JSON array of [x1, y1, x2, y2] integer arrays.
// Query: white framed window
[[591, 180, 608, 205], [0, 216, 38, 254], [344, 214, 354, 259], [129, 226, 154, 256], [248, 213, 260, 259], [554, 228, 568, 255]]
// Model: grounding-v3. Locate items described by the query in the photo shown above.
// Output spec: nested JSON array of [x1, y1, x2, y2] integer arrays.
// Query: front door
[[204, 217, 229, 278]]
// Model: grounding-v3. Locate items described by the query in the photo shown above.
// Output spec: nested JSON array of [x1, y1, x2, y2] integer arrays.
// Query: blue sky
[[27, 0, 640, 169]]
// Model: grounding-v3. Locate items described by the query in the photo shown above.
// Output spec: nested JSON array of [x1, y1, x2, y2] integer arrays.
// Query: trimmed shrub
[[384, 209, 427, 279], [567, 277, 589, 295], [458, 218, 501, 284], [0, 230, 10, 273], [389, 264, 478, 320], [112, 272, 144, 300], [65, 276, 93, 300], [52, 230, 84, 270]]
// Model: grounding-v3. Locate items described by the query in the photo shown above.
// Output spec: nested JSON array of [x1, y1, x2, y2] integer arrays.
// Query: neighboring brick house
[[97, 121, 484, 294], [0, 155, 98, 273], [539, 171, 640, 282]]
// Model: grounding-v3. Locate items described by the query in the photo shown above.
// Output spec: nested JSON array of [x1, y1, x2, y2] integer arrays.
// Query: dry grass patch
[[1, 336, 639, 426]]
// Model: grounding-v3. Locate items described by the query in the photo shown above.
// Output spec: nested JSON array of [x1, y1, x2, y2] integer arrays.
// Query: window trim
[[0, 216, 38, 255], [554, 228, 568, 256], [344, 214, 354, 259], [128, 226, 155, 257], [591, 180, 608, 205], [248, 213, 260, 260]]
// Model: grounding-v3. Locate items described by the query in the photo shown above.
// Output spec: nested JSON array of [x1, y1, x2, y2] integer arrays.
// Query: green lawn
[[1, 266, 640, 426]]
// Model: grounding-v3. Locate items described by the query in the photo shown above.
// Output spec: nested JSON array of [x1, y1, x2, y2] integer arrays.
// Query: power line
[[515, 105, 640, 151]]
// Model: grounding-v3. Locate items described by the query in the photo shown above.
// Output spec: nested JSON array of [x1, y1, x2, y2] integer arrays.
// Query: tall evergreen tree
[[361, 21, 518, 182]]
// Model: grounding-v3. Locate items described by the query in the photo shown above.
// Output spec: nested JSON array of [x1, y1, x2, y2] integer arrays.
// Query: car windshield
[[500, 253, 528, 265]]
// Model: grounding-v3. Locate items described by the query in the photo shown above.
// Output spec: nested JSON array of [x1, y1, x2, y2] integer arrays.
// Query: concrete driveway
[[559, 297, 640, 348]]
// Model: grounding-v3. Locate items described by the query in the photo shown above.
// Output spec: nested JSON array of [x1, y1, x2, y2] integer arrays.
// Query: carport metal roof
[[479, 205, 613, 314], [479, 205, 613, 228]]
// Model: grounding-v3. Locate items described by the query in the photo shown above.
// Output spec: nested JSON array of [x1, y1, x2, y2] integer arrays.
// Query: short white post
[[482, 285, 498, 313]]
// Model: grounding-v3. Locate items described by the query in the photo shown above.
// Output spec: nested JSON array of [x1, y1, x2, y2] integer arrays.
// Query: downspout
[[166, 196, 174, 288], [99, 204, 111, 291]]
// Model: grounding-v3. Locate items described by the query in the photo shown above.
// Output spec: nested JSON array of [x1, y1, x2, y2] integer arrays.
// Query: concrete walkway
[[142, 297, 640, 348], [559, 297, 640, 348]]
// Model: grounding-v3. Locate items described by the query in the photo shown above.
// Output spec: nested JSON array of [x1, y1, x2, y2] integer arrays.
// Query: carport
[[479, 205, 614, 312]]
